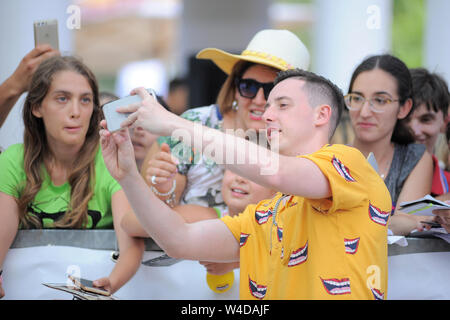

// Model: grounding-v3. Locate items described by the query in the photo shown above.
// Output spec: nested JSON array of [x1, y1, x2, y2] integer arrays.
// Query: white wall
[[313, 0, 392, 93], [0, 0, 73, 149], [424, 0, 450, 85]]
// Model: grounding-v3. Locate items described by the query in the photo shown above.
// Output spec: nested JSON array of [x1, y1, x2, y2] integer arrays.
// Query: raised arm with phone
[[101, 68, 391, 299], [0, 45, 59, 128]]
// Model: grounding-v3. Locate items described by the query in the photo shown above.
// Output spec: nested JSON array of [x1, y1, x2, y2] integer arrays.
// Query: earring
[[232, 100, 239, 111]]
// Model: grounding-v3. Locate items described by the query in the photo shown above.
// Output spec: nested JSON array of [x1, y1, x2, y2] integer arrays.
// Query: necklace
[[379, 156, 393, 180]]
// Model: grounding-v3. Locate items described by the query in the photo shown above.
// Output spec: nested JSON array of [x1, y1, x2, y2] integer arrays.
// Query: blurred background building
[[0, 0, 449, 149]]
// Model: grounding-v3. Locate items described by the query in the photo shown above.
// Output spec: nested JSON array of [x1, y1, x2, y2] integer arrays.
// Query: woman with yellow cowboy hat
[[140, 29, 310, 214]]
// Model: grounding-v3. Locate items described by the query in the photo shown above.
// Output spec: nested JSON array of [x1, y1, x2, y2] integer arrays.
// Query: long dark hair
[[19, 56, 100, 229], [348, 54, 415, 145]]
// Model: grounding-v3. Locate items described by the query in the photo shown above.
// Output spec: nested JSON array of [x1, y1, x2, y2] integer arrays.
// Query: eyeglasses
[[235, 78, 274, 100], [344, 93, 399, 113]]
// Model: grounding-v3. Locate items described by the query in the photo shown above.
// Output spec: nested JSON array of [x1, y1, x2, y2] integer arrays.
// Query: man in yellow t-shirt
[[100, 68, 391, 300], [222, 143, 390, 299]]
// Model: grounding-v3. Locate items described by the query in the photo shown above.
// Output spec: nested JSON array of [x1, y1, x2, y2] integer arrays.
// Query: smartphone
[[68, 275, 111, 296], [33, 19, 59, 50], [420, 221, 442, 228], [102, 88, 157, 132]]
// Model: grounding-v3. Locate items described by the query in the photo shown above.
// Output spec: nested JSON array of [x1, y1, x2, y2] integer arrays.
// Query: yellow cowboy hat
[[196, 29, 310, 74]]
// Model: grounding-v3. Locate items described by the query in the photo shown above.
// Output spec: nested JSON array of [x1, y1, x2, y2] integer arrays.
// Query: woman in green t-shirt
[[0, 56, 144, 298]]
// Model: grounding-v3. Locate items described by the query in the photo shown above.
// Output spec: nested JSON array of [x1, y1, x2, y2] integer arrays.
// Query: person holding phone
[[100, 69, 391, 299], [0, 45, 59, 128], [0, 56, 144, 299]]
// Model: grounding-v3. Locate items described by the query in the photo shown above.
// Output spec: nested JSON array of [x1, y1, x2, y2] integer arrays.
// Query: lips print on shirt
[[255, 208, 272, 225], [249, 276, 267, 300], [288, 241, 308, 267], [371, 288, 385, 300], [368, 203, 390, 226], [332, 156, 356, 182], [277, 227, 283, 242], [344, 237, 360, 254], [320, 277, 351, 295], [240, 233, 250, 247]]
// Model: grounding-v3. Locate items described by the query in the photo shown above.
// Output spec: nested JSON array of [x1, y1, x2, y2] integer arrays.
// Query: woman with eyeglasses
[[346, 54, 434, 235], [138, 29, 310, 214]]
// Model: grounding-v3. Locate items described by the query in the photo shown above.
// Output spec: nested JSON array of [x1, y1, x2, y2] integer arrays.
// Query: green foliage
[[392, 0, 425, 68]]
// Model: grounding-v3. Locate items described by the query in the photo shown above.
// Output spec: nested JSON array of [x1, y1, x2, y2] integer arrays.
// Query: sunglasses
[[235, 78, 274, 100]]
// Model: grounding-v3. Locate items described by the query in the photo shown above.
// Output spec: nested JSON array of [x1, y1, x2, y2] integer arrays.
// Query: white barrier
[[2, 246, 240, 300], [2, 230, 450, 300]]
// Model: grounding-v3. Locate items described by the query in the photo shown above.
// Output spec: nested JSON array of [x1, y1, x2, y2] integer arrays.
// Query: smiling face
[[405, 103, 445, 153], [263, 78, 318, 155], [348, 68, 411, 145], [221, 170, 275, 216], [234, 64, 279, 131], [32, 70, 94, 148]]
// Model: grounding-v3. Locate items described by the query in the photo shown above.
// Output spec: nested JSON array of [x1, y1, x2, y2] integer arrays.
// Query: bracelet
[[151, 180, 177, 208], [151, 179, 176, 196]]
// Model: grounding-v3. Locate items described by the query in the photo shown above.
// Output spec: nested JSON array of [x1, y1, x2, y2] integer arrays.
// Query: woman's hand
[[433, 206, 450, 233], [100, 121, 139, 182], [145, 143, 178, 193], [118, 87, 179, 137], [8, 44, 60, 94], [389, 212, 434, 235]]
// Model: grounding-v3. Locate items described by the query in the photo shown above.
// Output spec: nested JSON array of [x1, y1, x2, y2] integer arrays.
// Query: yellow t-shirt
[[221, 144, 391, 300]]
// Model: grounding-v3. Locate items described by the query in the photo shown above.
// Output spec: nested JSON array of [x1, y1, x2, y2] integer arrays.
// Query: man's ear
[[31, 104, 43, 118], [397, 98, 413, 120], [314, 104, 332, 127]]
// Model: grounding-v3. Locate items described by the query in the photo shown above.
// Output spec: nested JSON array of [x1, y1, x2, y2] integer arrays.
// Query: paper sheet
[[398, 194, 450, 216], [387, 236, 408, 247]]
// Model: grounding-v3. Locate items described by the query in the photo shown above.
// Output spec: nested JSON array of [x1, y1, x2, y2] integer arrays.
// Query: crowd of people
[[0, 28, 449, 300]]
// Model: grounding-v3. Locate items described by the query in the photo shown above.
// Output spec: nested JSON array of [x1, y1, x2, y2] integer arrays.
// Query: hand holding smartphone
[[420, 221, 442, 228], [102, 88, 157, 132], [68, 275, 111, 296], [34, 19, 59, 50]]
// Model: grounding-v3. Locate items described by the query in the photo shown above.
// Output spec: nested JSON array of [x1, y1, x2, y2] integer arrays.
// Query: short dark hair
[[410, 68, 449, 117], [274, 68, 345, 138], [348, 54, 415, 145]]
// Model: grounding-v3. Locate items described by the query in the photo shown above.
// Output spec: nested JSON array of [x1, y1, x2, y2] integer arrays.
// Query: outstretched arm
[[121, 203, 218, 237], [100, 125, 239, 263], [0, 192, 20, 299], [93, 190, 145, 294], [118, 87, 331, 199]]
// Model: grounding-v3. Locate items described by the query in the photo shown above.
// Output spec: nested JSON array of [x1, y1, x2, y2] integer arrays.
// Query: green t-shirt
[[0, 144, 121, 229]]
